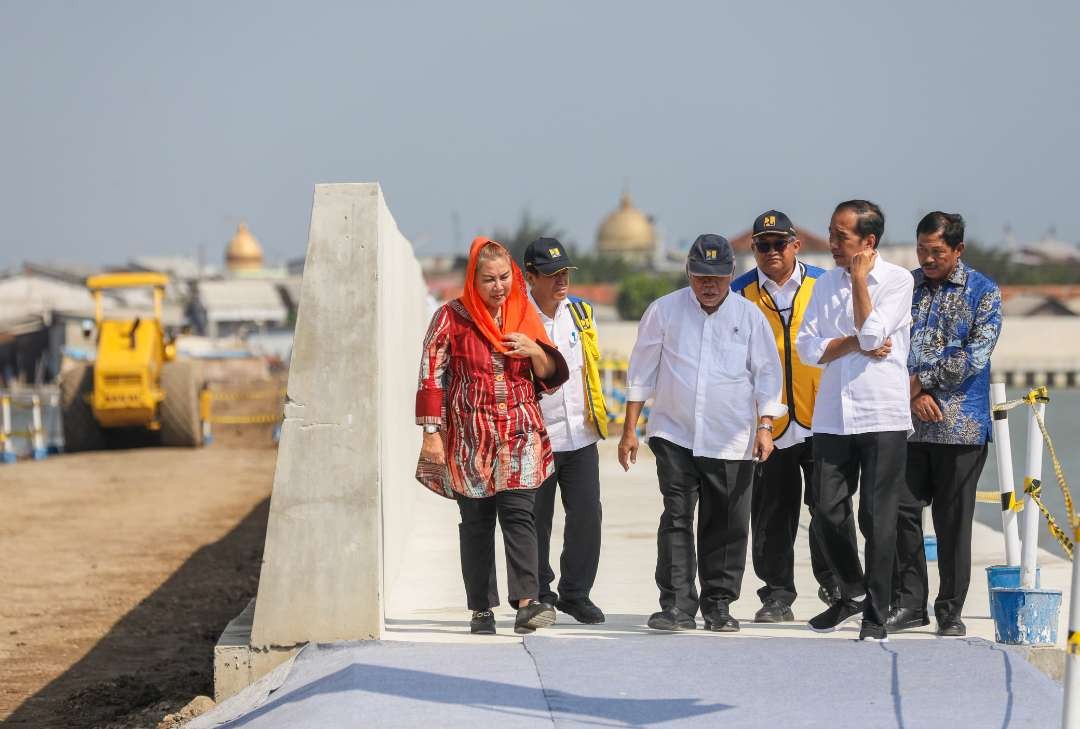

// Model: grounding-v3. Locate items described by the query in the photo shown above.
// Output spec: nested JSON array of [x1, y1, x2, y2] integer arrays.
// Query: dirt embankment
[[0, 446, 275, 728]]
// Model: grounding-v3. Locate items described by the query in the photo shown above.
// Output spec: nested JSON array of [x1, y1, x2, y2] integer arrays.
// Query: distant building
[[1010, 232, 1080, 266], [226, 223, 265, 273], [596, 191, 658, 267], [999, 285, 1080, 317]]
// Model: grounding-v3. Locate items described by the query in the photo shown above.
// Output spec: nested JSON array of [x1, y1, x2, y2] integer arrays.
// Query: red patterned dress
[[415, 299, 569, 499]]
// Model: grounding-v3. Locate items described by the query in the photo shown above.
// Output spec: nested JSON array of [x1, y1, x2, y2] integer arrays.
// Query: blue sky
[[2, 1, 1077, 268]]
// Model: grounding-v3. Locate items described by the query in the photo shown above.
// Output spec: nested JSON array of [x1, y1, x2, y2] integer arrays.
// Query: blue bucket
[[989, 587, 1061, 645], [985, 565, 1041, 606], [923, 535, 938, 562]]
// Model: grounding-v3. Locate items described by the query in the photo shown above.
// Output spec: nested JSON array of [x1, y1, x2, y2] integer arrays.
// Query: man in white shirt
[[795, 200, 914, 643], [619, 235, 786, 633], [731, 210, 841, 623], [524, 238, 608, 625]]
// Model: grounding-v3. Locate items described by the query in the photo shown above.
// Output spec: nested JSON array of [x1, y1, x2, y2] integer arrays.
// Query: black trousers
[[456, 488, 539, 610], [893, 442, 989, 619], [650, 437, 754, 616], [751, 438, 837, 605], [534, 443, 602, 605], [811, 431, 907, 626]]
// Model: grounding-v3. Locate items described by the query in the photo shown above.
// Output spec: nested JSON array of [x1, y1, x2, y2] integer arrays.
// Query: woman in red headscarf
[[416, 237, 569, 635]]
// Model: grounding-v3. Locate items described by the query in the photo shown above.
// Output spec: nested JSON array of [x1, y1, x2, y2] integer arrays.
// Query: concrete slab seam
[[522, 637, 557, 728]]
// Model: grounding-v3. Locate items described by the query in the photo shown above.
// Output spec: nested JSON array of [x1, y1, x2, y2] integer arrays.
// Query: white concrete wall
[[376, 191, 427, 606], [250, 183, 425, 648]]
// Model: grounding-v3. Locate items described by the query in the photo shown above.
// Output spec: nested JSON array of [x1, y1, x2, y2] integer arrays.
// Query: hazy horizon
[[2, 1, 1077, 269]]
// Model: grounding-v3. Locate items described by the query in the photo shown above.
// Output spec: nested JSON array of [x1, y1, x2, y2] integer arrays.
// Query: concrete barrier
[[214, 182, 428, 700]]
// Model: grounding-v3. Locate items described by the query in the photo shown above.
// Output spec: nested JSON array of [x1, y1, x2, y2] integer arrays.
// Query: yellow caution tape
[[1003, 491, 1023, 512], [1026, 398, 1078, 555], [205, 388, 286, 402], [208, 413, 281, 425], [976, 490, 1024, 510], [1024, 385, 1050, 405], [1023, 477, 1074, 559], [993, 387, 1077, 560]]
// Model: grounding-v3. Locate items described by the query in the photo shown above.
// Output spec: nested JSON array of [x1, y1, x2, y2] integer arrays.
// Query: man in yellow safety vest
[[524, 238, 609, 624], [732, 210, 842, 622]]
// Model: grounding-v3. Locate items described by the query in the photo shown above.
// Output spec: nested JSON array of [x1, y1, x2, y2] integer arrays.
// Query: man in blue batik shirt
[[888, 212, 1002, 638]]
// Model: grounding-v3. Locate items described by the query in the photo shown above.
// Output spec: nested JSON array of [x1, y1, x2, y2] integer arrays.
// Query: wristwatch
[[756, 423, 774, 432], [423, 424, 440, 434]]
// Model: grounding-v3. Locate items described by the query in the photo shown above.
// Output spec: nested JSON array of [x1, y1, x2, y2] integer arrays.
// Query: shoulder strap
[[567, 298, 591, 331]]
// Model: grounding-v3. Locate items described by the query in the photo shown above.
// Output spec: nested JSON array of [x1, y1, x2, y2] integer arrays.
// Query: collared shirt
[[795, 256, 914, 435], [532, 294, 601, 452], [627, 287, 786, 460], [908, 261, 1002, 445], [755, 265, 812, 450], [758, 265, 803, 321]]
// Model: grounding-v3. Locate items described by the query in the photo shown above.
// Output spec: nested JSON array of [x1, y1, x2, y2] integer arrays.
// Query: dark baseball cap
[[686, 234, 735, 276], [752, 210, 797, 238], [523, 237, 577, 275]]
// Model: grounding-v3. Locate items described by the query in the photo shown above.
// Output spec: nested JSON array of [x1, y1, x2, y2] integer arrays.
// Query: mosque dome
[[225, 223, 264, 272], [596, 192, 657, 255]]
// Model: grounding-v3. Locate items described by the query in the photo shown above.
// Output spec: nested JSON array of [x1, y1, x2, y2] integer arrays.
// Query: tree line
[[483, 211, 1080, 320]]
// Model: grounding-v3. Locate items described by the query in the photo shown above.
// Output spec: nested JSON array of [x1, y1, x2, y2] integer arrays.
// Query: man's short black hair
[[916, 211, 965, 249], [834, 199, 885, 248]]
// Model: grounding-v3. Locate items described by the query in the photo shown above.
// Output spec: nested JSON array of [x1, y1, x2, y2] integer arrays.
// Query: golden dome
[[596, 192, 656, 254], [226, 223, 264, 271]]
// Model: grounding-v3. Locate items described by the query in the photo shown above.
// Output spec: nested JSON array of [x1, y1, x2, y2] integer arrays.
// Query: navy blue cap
[[686, 234, 735, 276], [753, 210, 796, 238], [523, 237, 576, 275]]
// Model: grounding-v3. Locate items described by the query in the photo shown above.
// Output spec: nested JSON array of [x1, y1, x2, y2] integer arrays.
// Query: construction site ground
[[0, 444, 275, 729]]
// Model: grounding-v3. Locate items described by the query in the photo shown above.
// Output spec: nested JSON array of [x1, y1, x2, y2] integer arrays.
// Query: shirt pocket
[[712, 342, 749, 381]]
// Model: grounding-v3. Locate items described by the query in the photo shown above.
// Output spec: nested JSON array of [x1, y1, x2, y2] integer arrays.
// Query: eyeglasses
[[752, 239, 793, 254]]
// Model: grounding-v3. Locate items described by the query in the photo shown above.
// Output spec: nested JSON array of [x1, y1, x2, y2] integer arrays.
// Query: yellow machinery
[[59, 272, 204, 450]]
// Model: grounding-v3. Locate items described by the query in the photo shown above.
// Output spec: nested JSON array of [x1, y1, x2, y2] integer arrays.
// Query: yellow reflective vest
[[566, 296, 609, 440], [731, 262, 824, 439]]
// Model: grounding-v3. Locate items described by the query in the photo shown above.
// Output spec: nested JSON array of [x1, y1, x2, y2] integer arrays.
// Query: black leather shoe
[[858, 619, 888, 642], [647, 608, 697, 631], [470, 609, 496, 635], [753, 599, 795, 623], [514, 601, 556, 634], [885, 606, 930, 632], [937, 615, 967, 637], [808, 598, 863, 632], [703, 604, 740, 632], [556, 597, 606, 624], [818, 585, 842, 606]]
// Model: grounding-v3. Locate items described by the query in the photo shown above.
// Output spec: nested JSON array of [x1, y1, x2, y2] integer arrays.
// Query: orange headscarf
[[461, 237, 553, 353]]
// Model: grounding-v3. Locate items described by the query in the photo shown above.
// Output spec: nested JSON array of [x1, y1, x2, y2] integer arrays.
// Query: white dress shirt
[[626, 287, 786, 460], [533, 295, 601, 453], [756, 266, 812, 450], [795, 256, 914, 435], [758, 265, 802, 320]]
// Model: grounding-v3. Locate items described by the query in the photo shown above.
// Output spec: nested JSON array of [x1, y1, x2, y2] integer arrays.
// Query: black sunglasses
[[752, 239, 793, 254]]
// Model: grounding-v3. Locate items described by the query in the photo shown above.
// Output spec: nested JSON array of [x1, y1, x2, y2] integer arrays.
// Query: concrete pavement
[[383, 438, 1071, 646], [194, 439, 1069, 727]]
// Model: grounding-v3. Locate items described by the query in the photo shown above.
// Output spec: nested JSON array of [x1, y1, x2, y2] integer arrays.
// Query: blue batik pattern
[[908, 261, 1002, 445]]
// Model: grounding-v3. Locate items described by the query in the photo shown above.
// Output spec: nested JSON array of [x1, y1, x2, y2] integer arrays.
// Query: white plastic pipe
[[1, 394, 13, 461], [991, 383, 1022, 566], [1062, 547, 1080, 729], [1020, 399, 1046, 589], [30, 394, 46, 458]]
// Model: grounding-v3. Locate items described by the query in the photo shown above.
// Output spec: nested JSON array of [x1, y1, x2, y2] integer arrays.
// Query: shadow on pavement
[[216, 662, 732, 728]]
